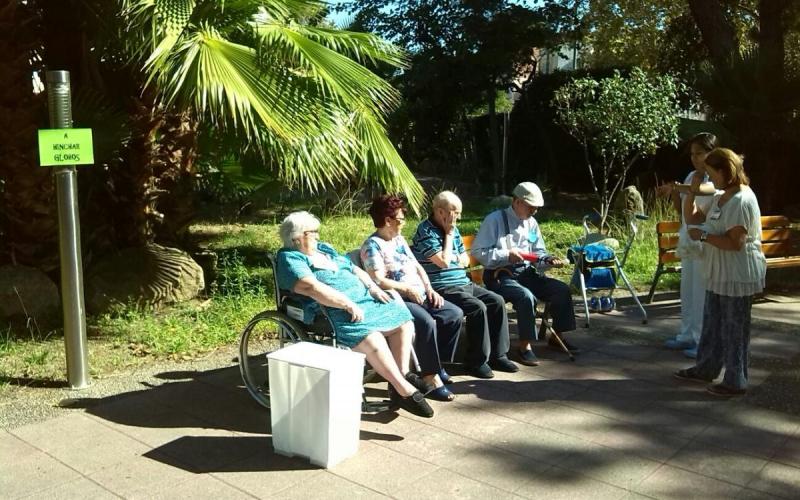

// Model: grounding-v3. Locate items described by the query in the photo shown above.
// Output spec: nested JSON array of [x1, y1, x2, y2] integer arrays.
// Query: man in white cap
[[471, 182, 578, 366]]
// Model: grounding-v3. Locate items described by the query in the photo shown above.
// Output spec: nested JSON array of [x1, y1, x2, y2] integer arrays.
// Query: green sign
[[37, 128, 94, 166]]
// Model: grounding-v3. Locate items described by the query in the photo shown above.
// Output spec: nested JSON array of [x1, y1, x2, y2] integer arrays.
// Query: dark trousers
[[483, 267, 576, 341], [436, 283, 510, 368], [405, 299, 464, 375], [693, 291, 753, 390]]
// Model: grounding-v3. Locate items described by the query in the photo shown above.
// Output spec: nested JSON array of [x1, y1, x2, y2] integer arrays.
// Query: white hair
[[431, 191, 462, 211], [279, 211, 320, 249]]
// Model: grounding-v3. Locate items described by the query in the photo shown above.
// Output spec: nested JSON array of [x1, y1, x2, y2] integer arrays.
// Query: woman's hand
[[656, 182, 675, 198], [399, 284, 424, 304], [688, 228, 704, 241], [690, 171, 703, 192], [344, 302, 364, 322], [369, 286, 392, 303]]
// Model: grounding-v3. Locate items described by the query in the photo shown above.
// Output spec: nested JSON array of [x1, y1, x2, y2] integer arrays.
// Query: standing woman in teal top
[[276, 211, 434, 418]]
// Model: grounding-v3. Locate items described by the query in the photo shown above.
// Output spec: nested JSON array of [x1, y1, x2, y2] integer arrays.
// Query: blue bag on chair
[[569, 243, 617, 289]]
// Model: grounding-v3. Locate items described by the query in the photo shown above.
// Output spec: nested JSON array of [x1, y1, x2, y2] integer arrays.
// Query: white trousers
[[678, 257, 706, 344]]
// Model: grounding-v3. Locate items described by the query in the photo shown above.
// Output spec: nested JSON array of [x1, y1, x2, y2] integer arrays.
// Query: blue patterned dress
[[276, 242, 412, 348]]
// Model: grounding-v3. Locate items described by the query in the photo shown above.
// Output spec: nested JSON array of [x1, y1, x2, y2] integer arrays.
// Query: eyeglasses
[[391, 216, 406, 222], [304, 229, 320, 236]]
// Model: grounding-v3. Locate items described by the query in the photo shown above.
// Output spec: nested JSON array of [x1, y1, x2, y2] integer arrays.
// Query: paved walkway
[[2, 296, 800, 499]]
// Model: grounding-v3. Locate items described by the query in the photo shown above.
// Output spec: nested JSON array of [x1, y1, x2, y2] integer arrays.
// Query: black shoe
[[548, 335, 581, 354], [397, 391, 434, 418], [467, 363, 495, 379], [706, 383, 746, 397], [515, 349, 540, 367], [489, 356, 519, 373], [673, 368, 713, 384], [405, 372, 434, 394]]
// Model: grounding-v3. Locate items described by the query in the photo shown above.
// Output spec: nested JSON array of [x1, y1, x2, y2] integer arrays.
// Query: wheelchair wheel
[[238, 311, 306, 408]]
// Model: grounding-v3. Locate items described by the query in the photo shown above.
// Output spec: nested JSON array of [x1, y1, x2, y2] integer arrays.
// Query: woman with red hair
[[360, 195, 463, 402]]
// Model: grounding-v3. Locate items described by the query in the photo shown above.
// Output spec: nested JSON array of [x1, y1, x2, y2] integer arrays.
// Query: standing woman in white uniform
[[658, 133, 719, 358], [674, 148, 766, 396]]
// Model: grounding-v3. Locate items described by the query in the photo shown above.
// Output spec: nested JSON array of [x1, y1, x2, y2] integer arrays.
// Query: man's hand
[[508, 249, 524, 264], [547, 257, 565, 268], [344, 302, 364, 322], [427, 288, 444, 308]]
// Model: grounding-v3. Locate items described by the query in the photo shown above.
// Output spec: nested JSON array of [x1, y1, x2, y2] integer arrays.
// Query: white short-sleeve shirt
[[677, 170, 715, 259], [702, 186, 766, 297]]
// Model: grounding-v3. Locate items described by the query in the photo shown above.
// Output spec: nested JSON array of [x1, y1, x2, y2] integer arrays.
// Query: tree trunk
[[487, 93, 501, 195], [687, 0, 737, 70], [0, 1, 59, 269]]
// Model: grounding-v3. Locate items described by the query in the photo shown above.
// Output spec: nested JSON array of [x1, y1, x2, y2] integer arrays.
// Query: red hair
[[369, 194, 406, 228]]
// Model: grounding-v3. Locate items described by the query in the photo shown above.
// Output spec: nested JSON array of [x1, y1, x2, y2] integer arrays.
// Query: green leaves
[[552, 67, 682, 228], [120, 0, 425, 212]]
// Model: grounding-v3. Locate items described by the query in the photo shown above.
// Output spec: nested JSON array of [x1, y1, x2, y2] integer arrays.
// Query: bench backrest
[[460, 234, 484, 284], [760, 215, 800, 258], [656, 216, 799, 262], [655, 221, 681, 267]]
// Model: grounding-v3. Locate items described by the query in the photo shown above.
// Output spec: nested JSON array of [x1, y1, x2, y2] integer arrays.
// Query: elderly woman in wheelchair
[[274, 211, 434, 418]]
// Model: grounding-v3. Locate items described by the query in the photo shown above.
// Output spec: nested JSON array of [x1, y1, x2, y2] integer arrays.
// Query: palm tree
[[120, 0, 424, 229], [0, 1, 59, 270]]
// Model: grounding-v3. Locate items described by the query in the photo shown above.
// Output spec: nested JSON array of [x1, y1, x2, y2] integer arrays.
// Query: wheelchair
[[238, 253, 393, 412]]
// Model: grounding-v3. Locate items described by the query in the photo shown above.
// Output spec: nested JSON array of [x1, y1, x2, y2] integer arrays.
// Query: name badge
[[709, 208, 722, 221]]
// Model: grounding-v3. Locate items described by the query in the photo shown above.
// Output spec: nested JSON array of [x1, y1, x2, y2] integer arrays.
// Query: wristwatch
[[699, 231, 708, 242]]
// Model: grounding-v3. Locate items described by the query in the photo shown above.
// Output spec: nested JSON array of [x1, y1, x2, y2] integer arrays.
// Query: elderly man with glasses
[[470, 182, 578, 367]]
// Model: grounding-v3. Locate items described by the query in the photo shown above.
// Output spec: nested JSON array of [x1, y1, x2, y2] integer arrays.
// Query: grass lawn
[[1, 195, 679, 385]]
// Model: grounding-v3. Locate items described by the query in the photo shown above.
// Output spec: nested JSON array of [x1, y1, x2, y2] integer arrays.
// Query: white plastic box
[[267, 341, 365, 468]]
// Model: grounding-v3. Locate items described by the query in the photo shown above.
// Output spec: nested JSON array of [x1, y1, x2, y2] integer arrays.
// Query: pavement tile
[[145, 474, 255, 499], [276, 471, 389, 499], [86, 452, 195, 498], [734, 487, 784, 499], [142, 434, 268, 473], [445, 445, 550, 491], [424, 400, 518, 440], [493, 423, 595, 466], [634, 463, 743, 499], [326, 440, 435, 495], [630, 405, 715, 440], [746, 461, 800, 499], [554, 441, 662, 490], [18, 476, 119, 500], [10, 413, 150, 476], [210, 450, 325, 498], [394, 468, 525, 500], [771, 428, 800, 469], [560, 389, 651, 423], [515, 465, 629, 499], [666, 441, 769, 487], [86, 407, 237, 448], [370, 422, 479, 467], [695, 424, 792, 459], [586, 422, 691, 463], [0, 430, 83, 499]]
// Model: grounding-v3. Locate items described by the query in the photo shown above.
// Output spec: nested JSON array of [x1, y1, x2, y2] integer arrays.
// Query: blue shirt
[[471, 207, 552, 272], [410, 219, 469, 289]]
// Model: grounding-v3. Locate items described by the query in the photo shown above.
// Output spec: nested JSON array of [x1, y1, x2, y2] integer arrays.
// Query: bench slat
[[761, 215, 792, 229], [656, 221, 681, 234], [763, 241, 800, 258], [761, 228, 797, 243], [766, 256, 800, 269], [461, 235, 484, 284], [658, 235, 680, 249], [659, 251, 680, 264]]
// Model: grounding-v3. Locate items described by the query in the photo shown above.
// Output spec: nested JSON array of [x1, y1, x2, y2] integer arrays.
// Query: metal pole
[[46, 70, 90, 389]]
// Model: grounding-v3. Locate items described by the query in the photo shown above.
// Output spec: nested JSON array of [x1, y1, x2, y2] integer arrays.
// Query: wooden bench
[[646, 215, 800, 303]]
